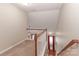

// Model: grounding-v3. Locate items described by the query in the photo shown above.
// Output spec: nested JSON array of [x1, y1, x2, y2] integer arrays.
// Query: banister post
[[48, 35, 50, 51], [34, 34, 37, 56], [53, 35, 55, 51]]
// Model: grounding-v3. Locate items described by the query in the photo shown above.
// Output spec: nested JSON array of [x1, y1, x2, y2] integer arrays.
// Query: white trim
[[0, 39, 27, 54], [26, 37, 34, 40], [41, 42, 47, 56]]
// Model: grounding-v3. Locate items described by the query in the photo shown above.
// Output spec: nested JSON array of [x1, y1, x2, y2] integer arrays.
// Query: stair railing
[[57, 39, 79, 56], [27, 28, 47, 56]]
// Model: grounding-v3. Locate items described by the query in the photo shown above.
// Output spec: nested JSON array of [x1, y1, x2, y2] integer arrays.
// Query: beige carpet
[[0, 40, 35, 56]]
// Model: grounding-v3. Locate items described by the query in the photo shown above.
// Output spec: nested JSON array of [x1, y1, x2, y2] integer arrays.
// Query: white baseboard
[[26, 37, 34, 40], [41, 42, 47, 56], [0, 39, 27, 54]]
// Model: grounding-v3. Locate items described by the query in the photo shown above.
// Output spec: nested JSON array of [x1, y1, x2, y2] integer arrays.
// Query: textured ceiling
[[13, 3, 63, 12]]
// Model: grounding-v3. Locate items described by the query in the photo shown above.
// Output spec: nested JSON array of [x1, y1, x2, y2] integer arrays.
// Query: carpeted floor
[[0, 40, 35, 56]]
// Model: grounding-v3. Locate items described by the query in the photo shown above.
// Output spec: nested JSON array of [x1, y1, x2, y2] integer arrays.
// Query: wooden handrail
[[27, 28, 46, 30], [37, 29, 47, 38], [27, 28, 47, 38], [57, 39, 79, 56]]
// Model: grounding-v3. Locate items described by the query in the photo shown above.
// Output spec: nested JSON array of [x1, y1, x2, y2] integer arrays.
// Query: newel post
[[34, 34, 37, 56]]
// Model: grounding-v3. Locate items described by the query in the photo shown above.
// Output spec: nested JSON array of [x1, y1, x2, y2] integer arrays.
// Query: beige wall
[[28, 10, 60, 32], [57, 3, 79, 39], [0, 4, 27, 52], [56, 3, 79, 52]]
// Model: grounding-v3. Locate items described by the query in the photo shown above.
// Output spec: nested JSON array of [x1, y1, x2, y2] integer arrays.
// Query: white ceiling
[[13, 3, 63, 12]]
